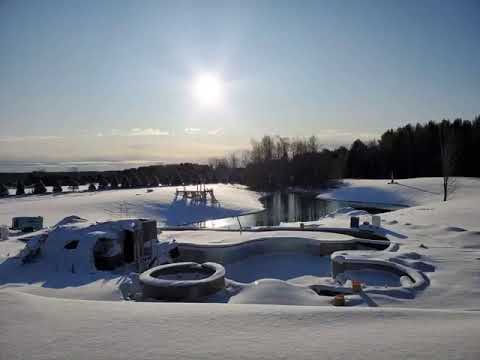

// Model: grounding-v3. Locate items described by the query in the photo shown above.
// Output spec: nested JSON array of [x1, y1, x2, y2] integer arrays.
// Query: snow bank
[[229, 279, 332, 306], [1, 289, 480, 359], [318, 177, 480, 207]]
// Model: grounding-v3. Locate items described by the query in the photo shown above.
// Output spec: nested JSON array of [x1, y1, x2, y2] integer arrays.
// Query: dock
[[175, 185, 218, 203]]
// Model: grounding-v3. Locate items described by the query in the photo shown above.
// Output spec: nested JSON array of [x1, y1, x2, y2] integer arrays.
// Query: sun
[[192, 73, 224, 107]]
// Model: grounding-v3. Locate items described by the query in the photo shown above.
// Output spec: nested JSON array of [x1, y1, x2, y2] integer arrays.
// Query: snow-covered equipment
[[19, 216, 178, 273], [350, 216, 359, 228], [12, 216, 43, 232], [19, 233, 48, 263], [372, 215, 381, 227], [0, 225, 9, 240]]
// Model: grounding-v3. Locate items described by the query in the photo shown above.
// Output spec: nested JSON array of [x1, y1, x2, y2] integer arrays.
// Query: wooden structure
[[175, 185, 217, 203]]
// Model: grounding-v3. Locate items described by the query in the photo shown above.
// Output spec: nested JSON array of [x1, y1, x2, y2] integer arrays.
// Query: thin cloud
[[0, 135, 63, 143], [129, 128, 169, 136], [184, 127, 201, 134], [207, 128, 224, 135], [315, 129, 379, 139]]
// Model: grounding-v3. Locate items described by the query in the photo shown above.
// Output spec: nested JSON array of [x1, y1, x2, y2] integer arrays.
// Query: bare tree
[[228, 152, 239, 169], [290, 138, 308, 157], [274, 136, 290, 160], [240, 150, 251, 167], [249, 139, 262, 164], [260, 135, 274, 161], [307, 135, 319, 153], [440, 127, 456, 201]]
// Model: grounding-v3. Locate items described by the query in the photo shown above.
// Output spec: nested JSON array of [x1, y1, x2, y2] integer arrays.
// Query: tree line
[[210, 115, 480, 190], [0, 163, 216, 196], [1, 115, 479, 196], [232, 136, 347, 190], [345, 116, 480, 179]]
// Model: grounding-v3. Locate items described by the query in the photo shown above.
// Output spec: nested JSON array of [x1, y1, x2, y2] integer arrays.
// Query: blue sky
[[0, 0, 479, 167]]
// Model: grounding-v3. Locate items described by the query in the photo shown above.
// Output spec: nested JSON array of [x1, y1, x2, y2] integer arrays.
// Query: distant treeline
[[1, 116, 479, 195], [234, 136, 347, 190], [0, 163, 219, 195], [345, 116, 480, 179], [211, 115, 480, 190]]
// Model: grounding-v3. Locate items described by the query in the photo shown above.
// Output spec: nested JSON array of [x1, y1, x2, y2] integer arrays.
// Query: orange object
[[352, 280, 362, 293], [333, 294, 345, 306]]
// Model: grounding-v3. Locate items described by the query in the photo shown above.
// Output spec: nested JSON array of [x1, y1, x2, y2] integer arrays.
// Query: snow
[[2, 177, 480, 358], [0, 218, 141, 301], [342, 269, 402, 287], [224, 253, 331, 283], [1, 289, 480, 359], [163, 229, 352, 245], [318, 177, 480, 207], [229, 278, 333, 305], [0, 184, 263, 227], [309, 177, 480, 309]]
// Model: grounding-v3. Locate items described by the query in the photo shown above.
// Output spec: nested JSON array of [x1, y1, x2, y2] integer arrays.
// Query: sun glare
[[192, 73, 224, 107]]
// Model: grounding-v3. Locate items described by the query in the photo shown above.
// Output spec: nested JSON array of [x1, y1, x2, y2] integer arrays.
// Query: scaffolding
[[175, 184, 218, 203]]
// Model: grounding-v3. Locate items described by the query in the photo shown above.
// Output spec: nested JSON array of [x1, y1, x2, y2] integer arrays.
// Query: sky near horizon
[[1, 0, 479, 170]]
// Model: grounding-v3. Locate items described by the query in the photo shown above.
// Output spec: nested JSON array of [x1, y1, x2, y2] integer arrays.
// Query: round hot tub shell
[[140, 262, 225, 301]]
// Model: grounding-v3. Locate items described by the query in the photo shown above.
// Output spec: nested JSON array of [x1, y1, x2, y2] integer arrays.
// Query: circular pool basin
[[140, 262, 225, 300]]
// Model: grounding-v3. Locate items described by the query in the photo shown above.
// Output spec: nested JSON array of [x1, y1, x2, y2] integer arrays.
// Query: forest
[[1, 116, 479, 195], [215, 115, 480, 189]]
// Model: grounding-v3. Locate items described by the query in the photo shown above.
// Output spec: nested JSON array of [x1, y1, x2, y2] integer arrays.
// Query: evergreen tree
[[16, 180, 25, 195], [130, 173, 141, 188], [150, 175, 160, 187], [52, 181, 63, 193], [110, 176, 119, 189], [121, 177, 131, 189], [69, 180, 80, 192], [98, 176, 108, 190], [0, 183, 9, 197], [33, 181, 47, 194]]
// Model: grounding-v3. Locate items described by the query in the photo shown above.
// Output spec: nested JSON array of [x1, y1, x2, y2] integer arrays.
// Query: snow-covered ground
[[1, 177, 480, 358], [2, 289, 478, 360], [319, 177, 480, 208], [312, 177, 480, 310], [0, 183, 263, 227]]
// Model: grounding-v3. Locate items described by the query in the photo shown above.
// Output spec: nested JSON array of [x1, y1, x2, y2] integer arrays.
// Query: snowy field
[[1, 177, 480, 358], [0, 183, 263, 227], [319, 177, 480, 208]]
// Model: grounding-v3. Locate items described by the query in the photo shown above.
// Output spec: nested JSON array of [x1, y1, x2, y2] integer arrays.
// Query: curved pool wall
[[140, 262, 226, 301], [176, 237, 390, 265], [330, 254, 427, 291]]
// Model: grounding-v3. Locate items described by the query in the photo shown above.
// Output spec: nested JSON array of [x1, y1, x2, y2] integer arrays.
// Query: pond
[[196, 191, 402, 229]]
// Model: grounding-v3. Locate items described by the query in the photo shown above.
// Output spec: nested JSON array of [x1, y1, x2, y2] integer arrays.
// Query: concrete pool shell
[[147, 230, 428, 302], [140, 262, 226, 300]]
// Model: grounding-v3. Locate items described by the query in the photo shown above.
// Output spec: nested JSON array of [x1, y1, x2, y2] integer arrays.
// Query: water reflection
[[198, 192, 347, 229]]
